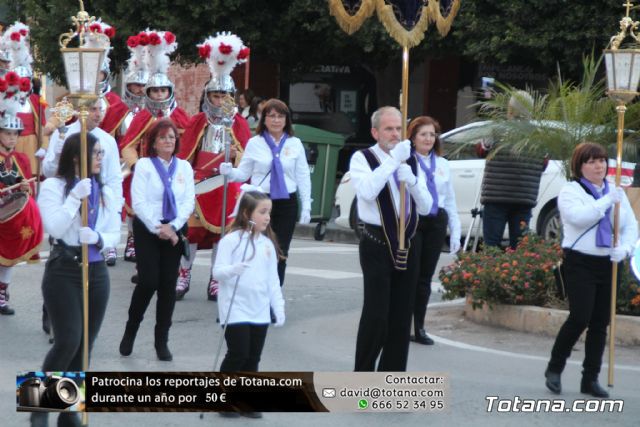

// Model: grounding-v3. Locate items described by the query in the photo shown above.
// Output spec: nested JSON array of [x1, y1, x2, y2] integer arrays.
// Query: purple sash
[[150, 156, 178, 222], [416, 152, 439, 217], [262, 131, 290, 199], [361, 148, 418, 270], [87, 177, 102, 262], [579, 178, 612, 247]]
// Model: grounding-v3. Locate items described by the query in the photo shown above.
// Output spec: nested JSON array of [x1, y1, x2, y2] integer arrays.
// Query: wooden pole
[[398, 46, 410, 250], [608, 102, 625, 387]]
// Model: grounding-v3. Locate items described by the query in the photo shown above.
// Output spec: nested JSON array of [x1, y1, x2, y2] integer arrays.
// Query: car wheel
[[349, 199, 364, 239], [540, 206, 561, 240]]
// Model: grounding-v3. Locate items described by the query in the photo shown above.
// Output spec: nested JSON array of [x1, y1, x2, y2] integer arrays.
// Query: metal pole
[[244, 53, 250, 91], [399, 46, 410, 250], [608, 102, 625, 387], [220, 128, 230, 237], [79, 104, 89, 427], [35, 73, 46, 196]]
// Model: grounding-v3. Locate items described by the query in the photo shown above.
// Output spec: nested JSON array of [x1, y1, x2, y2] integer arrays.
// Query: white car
[[334, 121, 566, 242]]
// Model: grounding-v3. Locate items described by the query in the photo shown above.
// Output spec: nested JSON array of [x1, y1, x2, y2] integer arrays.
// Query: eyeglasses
[[92, 149, 105, 158], [424, 132, 440, 138], [266, 113, 286, 120]]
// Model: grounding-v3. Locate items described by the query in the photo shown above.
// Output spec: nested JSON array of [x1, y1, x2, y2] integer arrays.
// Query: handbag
[[553, 222, 599, 299]]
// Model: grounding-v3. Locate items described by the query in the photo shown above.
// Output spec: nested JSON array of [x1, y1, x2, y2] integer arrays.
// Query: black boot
[[119, 322, 140, 356], [581, 378, 609, 398], [545, 368, 562, 394], [0, 282, 15, 315], [414, 328, 435, 345], [155, 325, 173, 361]]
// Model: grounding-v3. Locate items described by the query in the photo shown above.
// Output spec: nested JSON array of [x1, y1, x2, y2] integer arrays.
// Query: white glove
[[35, 148, 46, 159], [449, 236, 461, 254], [608, 187, 625, 204], [610, 245, 627, 263], [396, 164, 417, 186], [273, 309, 285, 327], [389, 139, 411, 163], [78, 227, 99, 245], [229, 262, 250, 277], [219, 162, 233, 176], [70, 178, 92, 200], [299, 209, 311, 224]]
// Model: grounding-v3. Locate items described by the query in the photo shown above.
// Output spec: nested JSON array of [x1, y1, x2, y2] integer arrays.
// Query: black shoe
[[581, 379, 609, 398], [240, 412, 263, 419], [155, 325, 173, 361], [131, 274, 138, 284], [219, 412, 240, 418], [119, 322, 139, 356], [414, 329, 435, 345], [0, 304, 15, 315], [545, 369, 562, 394]]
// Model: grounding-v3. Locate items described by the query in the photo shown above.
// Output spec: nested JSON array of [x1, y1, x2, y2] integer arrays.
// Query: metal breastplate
[[201, 121, 231, 154]]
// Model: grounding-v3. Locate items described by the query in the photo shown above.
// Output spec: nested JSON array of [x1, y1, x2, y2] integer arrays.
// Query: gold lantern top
[[605, 0, 640, 103]]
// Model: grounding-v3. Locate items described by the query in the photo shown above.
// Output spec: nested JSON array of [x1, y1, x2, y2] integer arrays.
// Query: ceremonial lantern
[[141, 29, 177, 116], [603, 0, 640, 388], [82, 19, 116, 95], [58, 1, 107, 390], [123, 33, 150, 112], [198, 32, 249, 118]]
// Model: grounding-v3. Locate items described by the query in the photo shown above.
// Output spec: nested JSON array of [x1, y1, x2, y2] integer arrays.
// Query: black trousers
[[270, 192, 298, 286], [354, 225, 419, 371], [220, 323, 269, 371], [413, 210, 449, 334], [548, 249, 614, 381], [126, 218, 182, 330], [35, 252, 109, 427]]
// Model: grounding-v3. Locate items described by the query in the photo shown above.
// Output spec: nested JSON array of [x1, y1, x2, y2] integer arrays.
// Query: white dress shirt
[[213, 230, 284, 325], [559, 181, 638, 256], [131, 156, 195, 234], [37, 177, 121, 250], [416, 152, 461, 240], [43, 121, 124, 211], [226, 134, 312, 211], [349, 144, 433, 225]]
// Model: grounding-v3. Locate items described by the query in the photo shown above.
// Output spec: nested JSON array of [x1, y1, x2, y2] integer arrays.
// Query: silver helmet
[[202, 76, 236, 119], [0, 114, 24, 132], [144, 72, 175, 117], [124, 69, 149, 112], [98, 62, 111, 95]]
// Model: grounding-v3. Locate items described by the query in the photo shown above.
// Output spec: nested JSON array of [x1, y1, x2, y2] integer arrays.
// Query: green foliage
[[440, 232, 640, 316]]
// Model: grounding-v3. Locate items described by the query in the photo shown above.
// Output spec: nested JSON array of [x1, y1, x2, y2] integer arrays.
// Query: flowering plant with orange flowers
[[440, 232, 640, 316], [440, 232, 562, 309]]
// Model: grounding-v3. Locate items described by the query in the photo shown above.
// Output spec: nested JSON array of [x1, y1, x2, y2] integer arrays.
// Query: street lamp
[[603, 0, 640, 388], [58, 0, 106, 380]]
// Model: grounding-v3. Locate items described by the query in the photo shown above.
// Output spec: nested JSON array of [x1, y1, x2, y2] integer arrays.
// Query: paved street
[[2, 228, 639, 426]]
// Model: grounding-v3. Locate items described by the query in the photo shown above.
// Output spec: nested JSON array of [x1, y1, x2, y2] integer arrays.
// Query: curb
[[293, 223, 359, 244], [464, 300, 640, 346]]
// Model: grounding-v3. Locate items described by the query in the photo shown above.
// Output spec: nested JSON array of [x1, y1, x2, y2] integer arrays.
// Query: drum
[[0, 192, 27, 222], [0, 192, 43, 266], [194, 175, 225, 195]]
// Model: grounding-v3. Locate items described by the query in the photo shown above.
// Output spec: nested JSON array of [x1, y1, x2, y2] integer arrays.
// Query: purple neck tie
[[87, 177, 102, 262], [262, 131, 289, 200], [579, 177, 612, 247], [150, 156, 178, 222], [417, 152, 439, 216]]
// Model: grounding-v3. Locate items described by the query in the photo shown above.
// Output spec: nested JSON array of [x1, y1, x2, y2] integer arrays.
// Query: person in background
[[408, 116, 461, 345], [118, 119, 195, 362], [545, 142, 637, 398], [220, 98, 312, 287], [237, 89, 254, 119]]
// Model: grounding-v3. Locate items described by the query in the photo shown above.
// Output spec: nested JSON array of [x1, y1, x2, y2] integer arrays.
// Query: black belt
[[362, 224, 386, 245], [50, 240, 82, 264]]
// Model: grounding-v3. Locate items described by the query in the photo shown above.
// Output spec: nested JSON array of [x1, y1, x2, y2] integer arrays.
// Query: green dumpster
[[292, 124, 345, 240]]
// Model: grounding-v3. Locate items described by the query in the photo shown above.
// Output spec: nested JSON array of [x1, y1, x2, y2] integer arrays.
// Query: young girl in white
[[213, 190, 285, 377]]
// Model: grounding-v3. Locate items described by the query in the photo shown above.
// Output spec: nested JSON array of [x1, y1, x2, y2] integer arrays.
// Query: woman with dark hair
[[220, 98, 311, 286], [545, 142, 637, 398], [34, 132, 119, 427], [408, 116, 461, 346], [119, 119, 195, 361], [246, 96, 263, 129]]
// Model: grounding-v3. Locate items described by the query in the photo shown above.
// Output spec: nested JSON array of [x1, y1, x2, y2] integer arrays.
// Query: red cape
[[100, 92, 130, 136]]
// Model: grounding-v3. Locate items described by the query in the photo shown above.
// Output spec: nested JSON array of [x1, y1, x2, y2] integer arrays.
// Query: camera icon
[[19, 375, 81, 410]]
